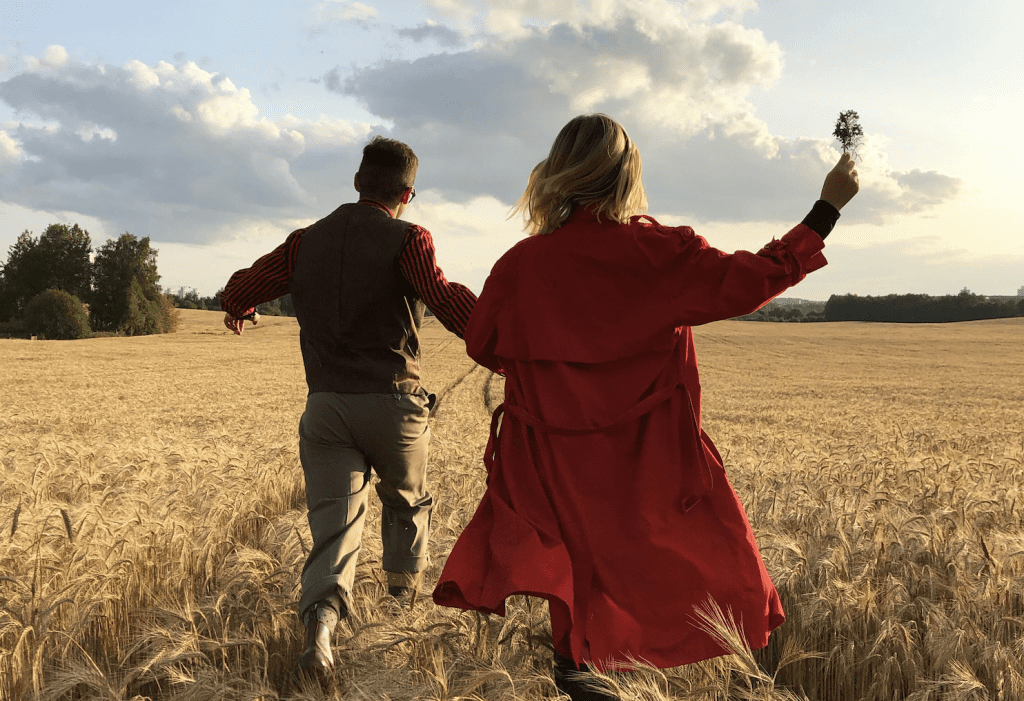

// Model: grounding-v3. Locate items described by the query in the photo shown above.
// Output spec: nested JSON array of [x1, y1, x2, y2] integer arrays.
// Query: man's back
[[219, 134, 479, 679], [291, 201, 426, 395]]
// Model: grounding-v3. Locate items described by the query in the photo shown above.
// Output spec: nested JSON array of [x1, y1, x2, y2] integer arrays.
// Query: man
[[220, 136, 476, 676]]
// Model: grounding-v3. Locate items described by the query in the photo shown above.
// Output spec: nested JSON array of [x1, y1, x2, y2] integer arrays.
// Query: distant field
[[1, 309, 1022, 700]]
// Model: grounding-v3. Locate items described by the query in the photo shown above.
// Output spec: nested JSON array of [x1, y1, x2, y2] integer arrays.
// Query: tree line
[[166, 288, 224, 313], [0, 224, 177, 339], [734, 300, 826, 322], [165, 288, 296, 317], [166, 290, 435, 319], [822, 291, 1024, 323], [737, 291, 1024, 323]]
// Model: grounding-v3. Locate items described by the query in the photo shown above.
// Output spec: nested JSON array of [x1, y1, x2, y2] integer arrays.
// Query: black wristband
[[801, 200, 841, 240]]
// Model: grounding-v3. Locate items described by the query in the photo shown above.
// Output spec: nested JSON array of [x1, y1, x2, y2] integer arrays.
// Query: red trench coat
[[433, 208, 827, 670]]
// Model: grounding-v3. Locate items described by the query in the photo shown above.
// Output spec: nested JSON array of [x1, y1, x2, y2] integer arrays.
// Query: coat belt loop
[[484, 403, 506, 475]]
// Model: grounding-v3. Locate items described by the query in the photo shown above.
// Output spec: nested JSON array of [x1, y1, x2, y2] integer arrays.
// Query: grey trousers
[[297, 391, 434, 619]]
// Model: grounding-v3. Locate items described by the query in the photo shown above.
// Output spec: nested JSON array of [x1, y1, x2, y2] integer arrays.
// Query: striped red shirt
[[221, 200, 477, 338]]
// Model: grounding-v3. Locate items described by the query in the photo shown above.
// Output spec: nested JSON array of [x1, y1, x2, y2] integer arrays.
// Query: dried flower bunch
[[833, 110, 864, 157]]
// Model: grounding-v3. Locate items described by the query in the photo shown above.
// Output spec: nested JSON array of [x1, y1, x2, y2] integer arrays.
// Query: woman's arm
[[664, 220, 828, 327], [662, 153, 859, 326]]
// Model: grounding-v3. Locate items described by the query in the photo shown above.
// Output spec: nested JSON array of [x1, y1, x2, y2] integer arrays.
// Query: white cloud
[[0, 55, 373, 244], [195, 86, 262, 134], [279, 113, 372, 147], [420, 0, 757, 39], [172, 105, 193, 123], [315, 0, 378, 23], [123, 59, 160, 90], [23, 44, 70, 74], [412, 193, 520, 239], [329, 1, 959, 225], [335, 8, 788, 202], [422, 0, 478, 28], [0, 129, 25, 164], [684, 0, 758, 20], [827, 134, 963, 224], [501, 17, 784, 134], [396, 21, 465, 47], [42, 45, 69, 68], [156, 217, 313, 295], [891, 170, 963, 212], [335, 41, 785, 216], [75, 125, 117, 143]]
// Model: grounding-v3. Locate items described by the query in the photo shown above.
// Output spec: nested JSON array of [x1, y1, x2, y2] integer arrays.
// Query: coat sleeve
[[645, 223, 827, 327], [464, 249, 519, 375]]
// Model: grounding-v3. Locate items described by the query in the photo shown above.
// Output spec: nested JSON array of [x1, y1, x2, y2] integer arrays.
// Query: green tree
[[256, 293, 296, 317], [23, 289, 92, 340], [120, 277, 161, 335], [0, 224, 93, 321], [279, 293, 295, 316], [0, 231, 46, 320], [257, 298, 283, 316], [168, 287, 203, 310], [36, 224, 93, 298], [0, 275, 9, 322], [90, 233, 170, 334], [159, 292, 181, 332]]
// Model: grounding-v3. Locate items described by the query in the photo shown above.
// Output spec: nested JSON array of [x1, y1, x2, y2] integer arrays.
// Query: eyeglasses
[[408, 187, 416, 202]]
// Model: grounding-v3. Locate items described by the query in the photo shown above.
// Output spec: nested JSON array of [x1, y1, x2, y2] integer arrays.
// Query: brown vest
[[290, 202, 425, 395]]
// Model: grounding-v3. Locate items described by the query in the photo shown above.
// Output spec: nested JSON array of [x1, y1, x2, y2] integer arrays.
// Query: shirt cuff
[[223, 305, 256, 319], [801, 200, 841, 240]]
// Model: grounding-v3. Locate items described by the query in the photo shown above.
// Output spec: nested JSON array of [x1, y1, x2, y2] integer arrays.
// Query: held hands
[[223, 311, 259, 335], [820, 152, 860, 212]]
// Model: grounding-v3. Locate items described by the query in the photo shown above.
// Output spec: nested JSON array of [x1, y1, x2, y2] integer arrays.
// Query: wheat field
[[1, 309, 1022, 700]]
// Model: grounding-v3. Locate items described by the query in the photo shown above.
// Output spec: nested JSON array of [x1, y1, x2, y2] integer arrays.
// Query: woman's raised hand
[[820, 152, 860, 212]]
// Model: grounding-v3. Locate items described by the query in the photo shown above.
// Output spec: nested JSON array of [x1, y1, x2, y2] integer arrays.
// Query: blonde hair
[[513, 114, 647, 236]]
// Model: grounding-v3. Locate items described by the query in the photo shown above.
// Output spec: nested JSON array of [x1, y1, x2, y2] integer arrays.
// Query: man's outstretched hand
[[224, 312, 259, 335], [820, 152, 860, 212]]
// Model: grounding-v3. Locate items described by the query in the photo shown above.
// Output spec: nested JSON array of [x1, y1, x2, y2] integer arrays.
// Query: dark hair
[[357, 136, 418, 202]]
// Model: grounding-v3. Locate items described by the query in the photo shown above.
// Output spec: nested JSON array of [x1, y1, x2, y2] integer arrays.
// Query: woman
[[433, 114, 859, 700]]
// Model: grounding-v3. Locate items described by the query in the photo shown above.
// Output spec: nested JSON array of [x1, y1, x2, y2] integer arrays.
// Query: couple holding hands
[[221, 113, 859, 700]]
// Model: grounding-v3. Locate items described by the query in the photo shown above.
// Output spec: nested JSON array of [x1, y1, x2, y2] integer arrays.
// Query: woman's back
[[434, 112, 859, 697]]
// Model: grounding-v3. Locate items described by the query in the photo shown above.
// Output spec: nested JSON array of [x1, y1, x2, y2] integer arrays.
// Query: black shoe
[[298, 604, 339, 677], [387, 584, 420, 609], [553, 652, 620, 701], [385, 570, 423, 609], [388, 584, 414, 598]]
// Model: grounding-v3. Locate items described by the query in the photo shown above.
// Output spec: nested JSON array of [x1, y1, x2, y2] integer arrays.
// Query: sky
[[1, 0, 1022, 300]]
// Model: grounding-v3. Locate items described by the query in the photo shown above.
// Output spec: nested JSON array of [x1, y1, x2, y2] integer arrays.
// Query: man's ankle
[[385, 570, 422, 594], [306, 595, 346, 625]]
